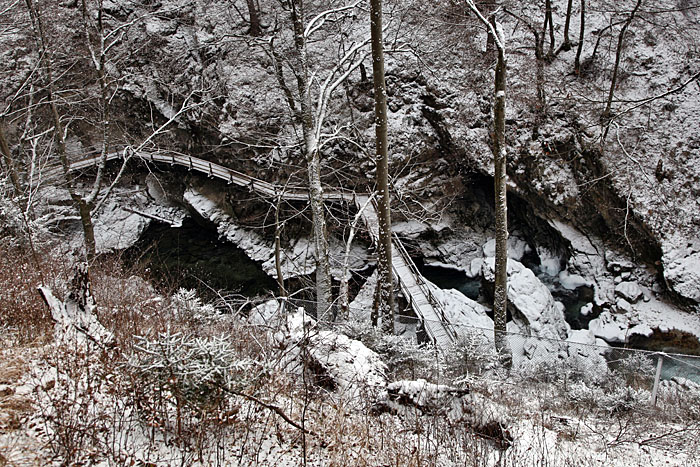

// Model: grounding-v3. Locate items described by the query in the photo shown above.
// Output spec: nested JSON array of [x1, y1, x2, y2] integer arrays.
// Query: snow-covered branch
[[304, 0, 363, 39]]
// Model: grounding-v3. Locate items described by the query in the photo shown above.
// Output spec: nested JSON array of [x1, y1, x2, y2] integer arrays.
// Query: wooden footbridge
[[69, 151, 458, 347]]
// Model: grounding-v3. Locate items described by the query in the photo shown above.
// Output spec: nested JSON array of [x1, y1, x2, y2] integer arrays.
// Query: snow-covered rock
[[588, 311, 630, 344], [615, 298, 633, 314], [590, 291, 700, 347], [482, 258, 569, 340], [468, 257, 484, 278], [558, 271, 592, 291], [580, 303, 593, 316], [662, 240, 700, 305], [615, 282, 644, 303], [421, 230, 484, 273], [547, 220, 616, 308], [93, 190, 186, 253], [383, 379, 511, 446], [482, 237, 531, 262], [392, 220, 429, 239], [94, 202, 149, 252], [275, 310, 387, 405], [430, 285, 493, 340]]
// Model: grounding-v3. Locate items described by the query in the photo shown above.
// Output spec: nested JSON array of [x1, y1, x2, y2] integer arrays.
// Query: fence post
[[651, 353, 664, 406]]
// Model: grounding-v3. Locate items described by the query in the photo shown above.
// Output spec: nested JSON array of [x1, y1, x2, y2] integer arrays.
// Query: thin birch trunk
[[274, 196, 287, 298], [370, 0, 394, 333], [603, 0, 643, 118], [493, 43, 512, 368], [575, 0, 585, 74], [290, 0, 333, 319], [466, 1, 513, 366]]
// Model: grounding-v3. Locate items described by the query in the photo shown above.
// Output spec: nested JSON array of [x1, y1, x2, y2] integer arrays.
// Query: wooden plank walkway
[[66, 151, 457, 347], [354, 195, 457, 348]]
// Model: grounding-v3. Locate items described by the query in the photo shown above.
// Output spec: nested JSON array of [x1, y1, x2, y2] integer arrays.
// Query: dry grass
[[0, 245, 69, 344], [0, 252, 698, 465]]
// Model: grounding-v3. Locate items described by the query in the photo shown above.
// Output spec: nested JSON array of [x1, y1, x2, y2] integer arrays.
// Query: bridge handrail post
[[208, 162, 212, 178], [188, 157, 192, 170]]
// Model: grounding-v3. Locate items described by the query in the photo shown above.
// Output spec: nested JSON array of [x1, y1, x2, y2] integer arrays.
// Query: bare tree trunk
[[574, 0, 585, 74], [339, 193, 373, 320], [274, 196, 286, 298], [290, 0, 333, 319], [563, 0, 573, 49], [466, 1, 512, 366], [493, 44, 512, 368], [306, 151, 333, 318], [544, 0, 555, 57], [77, 200, 96, 263], [246, 0, 262, 37], [370, 0, 394, 333], [603, 0, 643, 119]]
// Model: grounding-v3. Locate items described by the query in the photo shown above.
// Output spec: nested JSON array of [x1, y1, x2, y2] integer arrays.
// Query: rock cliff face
[[3, 1, 700, 340]]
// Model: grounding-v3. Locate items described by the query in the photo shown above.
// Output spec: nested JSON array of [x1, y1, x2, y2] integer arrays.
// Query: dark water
[[421, 265, 482, 301], [660, 355, 700, 383], [422, 264, 597, 329], [126, 218, 276, 298], [549, 284, 596, 330]]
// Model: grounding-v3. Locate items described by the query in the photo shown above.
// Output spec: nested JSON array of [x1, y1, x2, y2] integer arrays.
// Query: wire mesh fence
[[270, 296, 700, 404], [27, 286, 700, 466]]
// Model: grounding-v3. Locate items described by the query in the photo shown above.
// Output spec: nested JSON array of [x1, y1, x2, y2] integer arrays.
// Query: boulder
[[589, 311, 630, 344], [615, 297, 633, 314], [274, 310, 387, 406], [662, 240, 700, 305], [429, 285, 493, 341], [482, 237, 531, 262], [482, 258, 569, 340], [615, 281, 644, 303]]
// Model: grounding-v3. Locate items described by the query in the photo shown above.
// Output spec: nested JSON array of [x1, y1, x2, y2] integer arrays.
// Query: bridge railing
[[390, 230, 457, 344], [65, 151, 455, 343]]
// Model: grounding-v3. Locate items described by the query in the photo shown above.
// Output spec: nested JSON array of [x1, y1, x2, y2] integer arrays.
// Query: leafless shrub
[[340, 319, 438, 380], [34, 340, 120, 465], [444, 331, 499, 379], [0, 244, 69, 344], [611, 352, 656, 389]]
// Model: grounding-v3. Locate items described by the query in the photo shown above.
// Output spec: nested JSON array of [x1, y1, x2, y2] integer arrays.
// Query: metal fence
[[267, 296, 700, 406]]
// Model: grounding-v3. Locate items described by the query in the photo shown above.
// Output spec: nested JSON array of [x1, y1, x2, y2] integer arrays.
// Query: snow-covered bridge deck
[[68, 151, 457, 347]]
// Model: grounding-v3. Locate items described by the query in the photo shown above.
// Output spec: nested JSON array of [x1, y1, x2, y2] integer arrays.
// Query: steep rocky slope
[[2, 0, 700, 342]]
